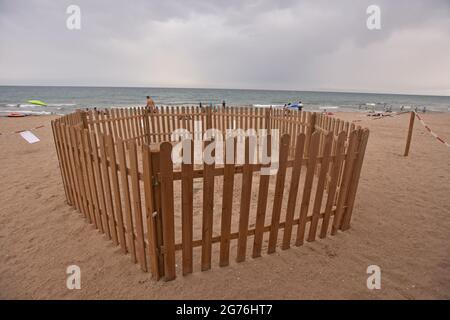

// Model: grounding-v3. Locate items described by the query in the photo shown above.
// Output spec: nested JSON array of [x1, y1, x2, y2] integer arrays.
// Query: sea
[[1, 85, 450, 116]]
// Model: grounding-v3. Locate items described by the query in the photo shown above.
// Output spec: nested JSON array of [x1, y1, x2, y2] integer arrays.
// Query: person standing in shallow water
[[146, 95, 157, 112]]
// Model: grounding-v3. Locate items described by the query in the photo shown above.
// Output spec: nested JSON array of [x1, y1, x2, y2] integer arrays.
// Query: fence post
[[150, 150, 165, 277], [404, 111, 415, 157], [142, 144, 163, 279], [159, 142, 176, 281]]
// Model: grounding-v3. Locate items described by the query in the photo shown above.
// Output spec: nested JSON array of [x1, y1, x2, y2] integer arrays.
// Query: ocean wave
[[19, 104, 37, 108], [47, 103, 76, 107]]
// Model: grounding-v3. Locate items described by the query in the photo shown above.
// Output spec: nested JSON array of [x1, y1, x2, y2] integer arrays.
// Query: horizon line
[[0, 84, 449, 98]]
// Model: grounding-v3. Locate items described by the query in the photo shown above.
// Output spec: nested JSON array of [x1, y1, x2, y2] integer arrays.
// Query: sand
[[0, 111, 449, 300]]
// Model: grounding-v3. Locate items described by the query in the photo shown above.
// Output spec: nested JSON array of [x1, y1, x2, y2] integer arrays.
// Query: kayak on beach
[[7, 112, 27, 118]]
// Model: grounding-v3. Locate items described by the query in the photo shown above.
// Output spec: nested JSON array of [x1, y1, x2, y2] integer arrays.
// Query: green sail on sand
[[27, 100, 47, 106]]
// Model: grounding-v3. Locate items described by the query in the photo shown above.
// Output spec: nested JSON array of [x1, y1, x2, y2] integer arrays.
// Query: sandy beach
[[0, 111, 449, 299]]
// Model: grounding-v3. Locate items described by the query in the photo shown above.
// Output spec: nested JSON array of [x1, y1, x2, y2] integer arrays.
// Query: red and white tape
[[0, 125, 45, 136], [415, 112, 450, 149]]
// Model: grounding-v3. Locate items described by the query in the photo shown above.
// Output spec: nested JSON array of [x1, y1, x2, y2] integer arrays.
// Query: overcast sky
[[0, 0, 449, 95]]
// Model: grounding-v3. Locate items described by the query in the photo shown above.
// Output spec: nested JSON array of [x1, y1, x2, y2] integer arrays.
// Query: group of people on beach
[[146, 95, 308, 112], [145, 96, 228, 112], [359, 103, 428, 113]]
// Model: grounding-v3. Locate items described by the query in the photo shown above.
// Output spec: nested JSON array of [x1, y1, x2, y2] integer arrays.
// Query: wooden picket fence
[[51, 106, 369, 281]]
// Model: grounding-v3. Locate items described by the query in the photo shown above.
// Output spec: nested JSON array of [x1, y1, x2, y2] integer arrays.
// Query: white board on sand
[[20, 131, 40, 144]]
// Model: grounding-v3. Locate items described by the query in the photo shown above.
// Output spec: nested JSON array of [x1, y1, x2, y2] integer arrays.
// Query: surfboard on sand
[[27, 100, 47, 106]]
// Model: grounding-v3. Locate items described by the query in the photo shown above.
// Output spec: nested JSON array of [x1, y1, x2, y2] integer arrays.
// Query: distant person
[[297, 101, 303, 111], [400, 106, 404, 111], [422, 106, 427, 113], [222, 100, 226, 108], [146, 96, 156, 112]]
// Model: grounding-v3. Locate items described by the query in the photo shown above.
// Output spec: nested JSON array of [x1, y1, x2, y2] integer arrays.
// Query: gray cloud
[[0, 0, 449, 95]]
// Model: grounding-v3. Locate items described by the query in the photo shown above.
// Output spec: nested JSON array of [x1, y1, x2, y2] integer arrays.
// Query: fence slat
[[236, 137, 254, 262], [106, 134, 127, 253], [70, 126, 89, 219], [110, 109, 119, 142], [121, 108, 129, 141], [252, 134, 271, 258], [219, 137, 235, 266], [131, 108, 138, 141], [58, 122, 77, 205], [307, 132, 333, 241], [60, 123, 77, 207], [77, 128, 95, 225], [67, 125, 84, 215], [82, 129, 101, 229], [201, 140, 215, 271], [295, 131, 320, 246], [89, 131, 107, 235], [134, 108, 142, 145], [341, 129, 370, 230], [267, 134, 290, 254], [320, 131, 346, 238], [99, 134, 119, 244], [51, 121, 71, 204], [155, 109, 162, 143], [159, 142, 176, 280], [150, 110, 156, 143], [117, 138, 136, 262], [181, 139, 194, 275], [128, 141, 148, 271], [282, 133, 305, 250], [115, 109, 124, 140], [332, 130, 359, 235], [125, 108, 132, 141]]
